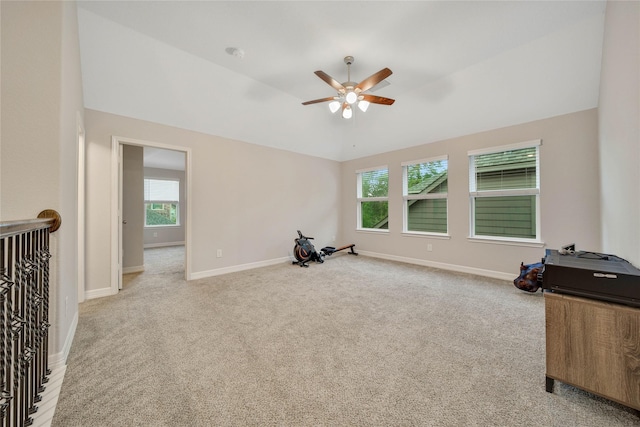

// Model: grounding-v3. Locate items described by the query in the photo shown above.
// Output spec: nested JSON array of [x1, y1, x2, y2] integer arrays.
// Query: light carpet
[[52, 247, 638, 426]]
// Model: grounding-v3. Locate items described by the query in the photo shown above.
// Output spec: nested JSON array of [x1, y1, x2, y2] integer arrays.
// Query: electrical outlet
[[427, 244, 433, 252], [217, 249, 222, 258]]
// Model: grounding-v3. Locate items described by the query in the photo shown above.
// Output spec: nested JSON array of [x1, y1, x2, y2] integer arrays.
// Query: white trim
[[404, 192, 449, 200], [111, 137, 120, 295], [467, 236, 545, 248], [402, 157, 449, 235], [30, 365, 66, 427], [122, 265, 145, 274], [86, 287, 118, 300], [468, 141, 541, 240], [467, 139, 541, 156], [48, 310, 78, 370], [357, 196, 388, 202], [401, 154, 448, 167], [111, 136, 193, 285], [401, 232, 451, 239], [355, 164, 388, 174], [358, 251, 515, 281], [470, 188, 539, 197], [185, 146, 193, 280], [77, 111, 86, 303], [190, 257, 291, 280], [356, 228, 390, 234]]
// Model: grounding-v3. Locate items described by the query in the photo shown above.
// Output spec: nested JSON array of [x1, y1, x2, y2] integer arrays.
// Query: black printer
[[542, 249, 640, 308]]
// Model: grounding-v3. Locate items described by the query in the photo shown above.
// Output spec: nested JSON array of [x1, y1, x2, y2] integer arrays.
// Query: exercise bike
[[292, 230, 357, 267]]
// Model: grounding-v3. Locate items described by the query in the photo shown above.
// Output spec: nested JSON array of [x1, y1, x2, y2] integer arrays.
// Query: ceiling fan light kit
[[302, 56, 395, 119], [342, 104, 353, 119]]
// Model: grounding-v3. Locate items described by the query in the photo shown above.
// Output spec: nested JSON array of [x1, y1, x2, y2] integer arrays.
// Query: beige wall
[[598, 1, 640, 266], [85, 109, 341, 294], [143, 166, 186, 247], [1, 1, 633, 368], [341, 109, 601, 278], [1, 1, 61, 218], [122, 145, 144, 270], [1, 1, 84, 364]]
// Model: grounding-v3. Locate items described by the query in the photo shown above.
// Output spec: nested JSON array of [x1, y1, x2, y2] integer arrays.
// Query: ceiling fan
[[302, 56, 395, 119]]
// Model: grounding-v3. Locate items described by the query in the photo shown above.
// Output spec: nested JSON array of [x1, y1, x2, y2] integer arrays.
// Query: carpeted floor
[[52, 247, 639, 426]]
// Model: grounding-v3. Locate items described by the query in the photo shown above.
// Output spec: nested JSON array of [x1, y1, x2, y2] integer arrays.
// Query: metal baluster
[[0, 238, 13, 427], [0, 216, 56, 427], [33, 230, 44, 403], [40, 230, 51, 384], [25, 230, 37, 424], [5, 236, 14, 427], [15, 234, 26, 427], [10, 235, 21, 427]]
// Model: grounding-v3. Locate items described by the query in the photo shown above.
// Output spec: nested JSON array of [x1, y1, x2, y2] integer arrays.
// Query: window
[[144, 178, 180, 226], [469, 140, 540, 241], [403, 156, 448, 234], [357, 166, 389, 230]]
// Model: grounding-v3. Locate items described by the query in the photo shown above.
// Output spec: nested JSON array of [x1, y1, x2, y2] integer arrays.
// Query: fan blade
[[356, 68, 392, 92], [314, 71, 345, 92], [361, 94, 395, 105], [302, 96, 337, 106]]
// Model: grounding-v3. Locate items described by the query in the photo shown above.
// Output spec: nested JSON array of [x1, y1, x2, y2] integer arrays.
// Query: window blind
[[144, 179, 179, 202]]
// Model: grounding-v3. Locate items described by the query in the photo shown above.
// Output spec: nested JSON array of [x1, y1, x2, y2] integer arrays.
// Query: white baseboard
[[85, 287, 116, 300], [190, 252, 513, 282], [48, 310, 78, 370], [31, 364, 66, 427], [144, 241, 185, 248], [122, 265, 144, 274], [190, 257, 291, 280], [358, 251, 514, 282]]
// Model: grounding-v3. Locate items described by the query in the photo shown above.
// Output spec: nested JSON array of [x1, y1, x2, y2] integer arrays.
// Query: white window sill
[[402, 232, 451, 240], [356, 228, 389, 234], [467, 236, 545, 248]]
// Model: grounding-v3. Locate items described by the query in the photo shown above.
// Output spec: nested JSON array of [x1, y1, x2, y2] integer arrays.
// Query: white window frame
[[144, 178, 181, 227], [402, 155, 449, 236], [356, 165, 389, 232], [468, 139, 542, 245]]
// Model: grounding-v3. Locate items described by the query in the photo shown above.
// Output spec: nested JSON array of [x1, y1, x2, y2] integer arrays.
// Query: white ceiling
[[77, 1, 606, 162], [144, 147, 185, 171]]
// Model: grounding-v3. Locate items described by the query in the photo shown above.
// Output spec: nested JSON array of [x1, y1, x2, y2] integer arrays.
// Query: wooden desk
[[545, 292, 640, 411]]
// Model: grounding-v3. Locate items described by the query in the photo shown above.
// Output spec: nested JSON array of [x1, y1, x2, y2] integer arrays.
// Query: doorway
[[111, 136, 192, 294]]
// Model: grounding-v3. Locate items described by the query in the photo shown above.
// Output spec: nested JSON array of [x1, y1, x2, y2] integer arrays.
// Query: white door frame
[[117, 143, 124, 290], [110, 136, 192, 295], [77, 112, 86, 303]]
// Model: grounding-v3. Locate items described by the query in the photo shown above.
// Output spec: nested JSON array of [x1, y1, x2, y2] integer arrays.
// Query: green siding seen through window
[[473, 147, 537, 191], [407, 162, 448, 194], [407, 198, 447, 233], [403, 157, 448, 234], [474, 196, 536, 239], [469, 142, 540, 240]]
